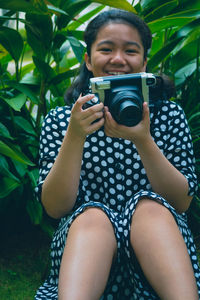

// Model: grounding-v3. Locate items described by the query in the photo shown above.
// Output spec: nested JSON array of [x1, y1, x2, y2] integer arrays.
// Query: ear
[[84, 53, 93, 72], [142, 57, 148, 72]]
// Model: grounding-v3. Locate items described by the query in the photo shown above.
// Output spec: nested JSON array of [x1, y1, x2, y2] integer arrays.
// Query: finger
[[104, 110, 120, 137], [88, 116, 105, 133], [104, 107, 119, 129], [80, 102, 104, 123], [86, 109, 104, 124], [83, 101, 104, 113], [74, 94, 96, 110], [142, 102, 149, 117]]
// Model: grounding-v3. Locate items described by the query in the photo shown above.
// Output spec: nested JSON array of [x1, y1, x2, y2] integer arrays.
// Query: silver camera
[[84, 72, 157, 126]]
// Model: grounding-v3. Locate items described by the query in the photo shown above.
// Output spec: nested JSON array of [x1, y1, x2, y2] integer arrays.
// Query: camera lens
[[119, 101, 142, 126], [109, 91, 143, 126]]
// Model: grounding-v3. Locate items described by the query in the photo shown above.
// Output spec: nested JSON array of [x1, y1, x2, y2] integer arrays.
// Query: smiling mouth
[[107, 71, 126, 75]]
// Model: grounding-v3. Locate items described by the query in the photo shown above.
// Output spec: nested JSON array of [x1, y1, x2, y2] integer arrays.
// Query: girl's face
[[85, 22, 147, 77]]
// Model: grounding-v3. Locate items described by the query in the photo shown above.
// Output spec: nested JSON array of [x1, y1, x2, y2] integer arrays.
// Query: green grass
[[0, 225, 199, 300], [0, 226, 51, 300]]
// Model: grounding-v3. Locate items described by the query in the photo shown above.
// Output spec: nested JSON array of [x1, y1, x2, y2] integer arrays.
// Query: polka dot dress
[[35, 100, 200, 299]]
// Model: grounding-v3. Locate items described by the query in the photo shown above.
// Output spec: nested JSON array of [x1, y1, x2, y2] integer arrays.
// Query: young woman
[[35, 9, 200, 300]]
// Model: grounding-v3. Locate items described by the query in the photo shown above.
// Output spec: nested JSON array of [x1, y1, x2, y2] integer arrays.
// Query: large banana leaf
[[144, 0, 178, 22], [56, 0, 136, 29]]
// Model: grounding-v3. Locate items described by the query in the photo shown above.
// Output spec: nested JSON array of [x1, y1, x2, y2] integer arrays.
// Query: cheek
[[133, 57, 146, 71]]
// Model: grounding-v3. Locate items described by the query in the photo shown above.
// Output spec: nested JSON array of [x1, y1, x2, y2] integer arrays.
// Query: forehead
[[94, 22, 143, 46]]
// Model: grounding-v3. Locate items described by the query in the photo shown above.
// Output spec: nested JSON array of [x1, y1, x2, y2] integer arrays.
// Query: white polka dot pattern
[[34, 101, 200, 299]]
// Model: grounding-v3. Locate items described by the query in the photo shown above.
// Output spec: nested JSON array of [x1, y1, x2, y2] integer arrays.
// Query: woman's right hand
[[68, 94, 104, 139]]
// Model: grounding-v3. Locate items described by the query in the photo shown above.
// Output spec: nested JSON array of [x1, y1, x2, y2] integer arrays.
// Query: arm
[[104, 103, 195, 213], [41, 95, 104, 219], [133, 134, 192, 213]]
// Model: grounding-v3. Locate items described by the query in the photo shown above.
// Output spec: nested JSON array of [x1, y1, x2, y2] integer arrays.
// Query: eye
[[99, 48, 112, 53], [126, 49, 137, 54]]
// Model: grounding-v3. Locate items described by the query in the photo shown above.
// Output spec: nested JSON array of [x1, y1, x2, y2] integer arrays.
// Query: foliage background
[[0, 0, 199, 237]]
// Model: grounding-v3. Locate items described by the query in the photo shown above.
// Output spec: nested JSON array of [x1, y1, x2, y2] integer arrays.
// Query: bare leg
[[58, 208, 117, 300], [130, 199, 198, 300]]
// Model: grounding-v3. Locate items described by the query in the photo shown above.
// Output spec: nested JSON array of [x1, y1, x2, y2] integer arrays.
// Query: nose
[[110, 50, 126, 65]]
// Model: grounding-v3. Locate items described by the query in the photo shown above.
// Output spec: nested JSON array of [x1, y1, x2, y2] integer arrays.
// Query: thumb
[[143, 102, 149, 118]]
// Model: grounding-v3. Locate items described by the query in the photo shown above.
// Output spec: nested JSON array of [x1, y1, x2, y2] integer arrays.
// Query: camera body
[[83, 72, 158, 126]]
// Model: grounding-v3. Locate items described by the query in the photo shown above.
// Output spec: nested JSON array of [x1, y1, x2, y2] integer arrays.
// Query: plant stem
[[15, 12, 20, 82], [36, 79, 46, 132], [196, 38, 200, 84], [0, 63, 6, 89], [9, 106, 17, 136]]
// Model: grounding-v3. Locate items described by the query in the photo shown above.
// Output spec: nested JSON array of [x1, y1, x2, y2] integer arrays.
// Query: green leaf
[[56, 0, 90, 29], [12, 160, 27, 178], [25, 13, 53, 59], [14, 116, 37, 136], [0, 0, 48, 14], [67, 35, 85, 63], [26, 199, 43, 225], [182, 0, 200, 11], [94, 0, 136, 13], [52, 33, 70, 63], [0, 176, 21, 198], [0, 26, 23, 61], [47, 4, 69, 16], [148, 16, 197, 33], [20, 73, 40, 86], [188, 112, 200, 123], [1, 93, 27, 111], [0, 123, 13, 140], [19, 62, 36, 81], [141, 0, 165, 11], [68, 5, 104, 31], [2, 93, 27, 111], [170, 39, 200, 73], [0, 156, 21, 182], [144, 0, 178, 22], [68, 30, 84, 41], [49, 68, 79, 85], [0, 10, 15, 26], [0, 141, 35, 166], [32, 56, 56, 82], [148, 37, 183, 71], [28, 168, 39, 187], [5, 80, 39, 104], [179, 27, 200, 50], [174, 60, 197, 86]]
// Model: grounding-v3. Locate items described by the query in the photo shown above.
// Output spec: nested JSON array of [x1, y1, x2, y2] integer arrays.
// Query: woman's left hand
[[104, 102, 151, 144]]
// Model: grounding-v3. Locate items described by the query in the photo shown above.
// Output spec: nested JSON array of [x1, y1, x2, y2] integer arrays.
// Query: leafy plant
[[0, 0, 135, 231]]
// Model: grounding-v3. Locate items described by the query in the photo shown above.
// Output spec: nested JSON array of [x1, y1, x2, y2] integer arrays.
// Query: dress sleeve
[[164, 103, 197, 196], [34, 106, 70, 202]]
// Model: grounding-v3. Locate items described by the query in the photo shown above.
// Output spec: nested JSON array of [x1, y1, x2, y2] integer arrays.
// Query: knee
[[70, 208, 114, 234], [130, 198, 175, 246], [132, 198, 171, 221]]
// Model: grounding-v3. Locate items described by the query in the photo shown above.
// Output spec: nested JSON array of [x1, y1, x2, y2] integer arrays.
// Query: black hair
[[84, 9, 152, 59], [64, 9, 152, 104]]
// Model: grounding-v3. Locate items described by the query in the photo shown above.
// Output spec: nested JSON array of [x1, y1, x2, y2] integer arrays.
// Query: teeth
[[108, 72, 125, 75]]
